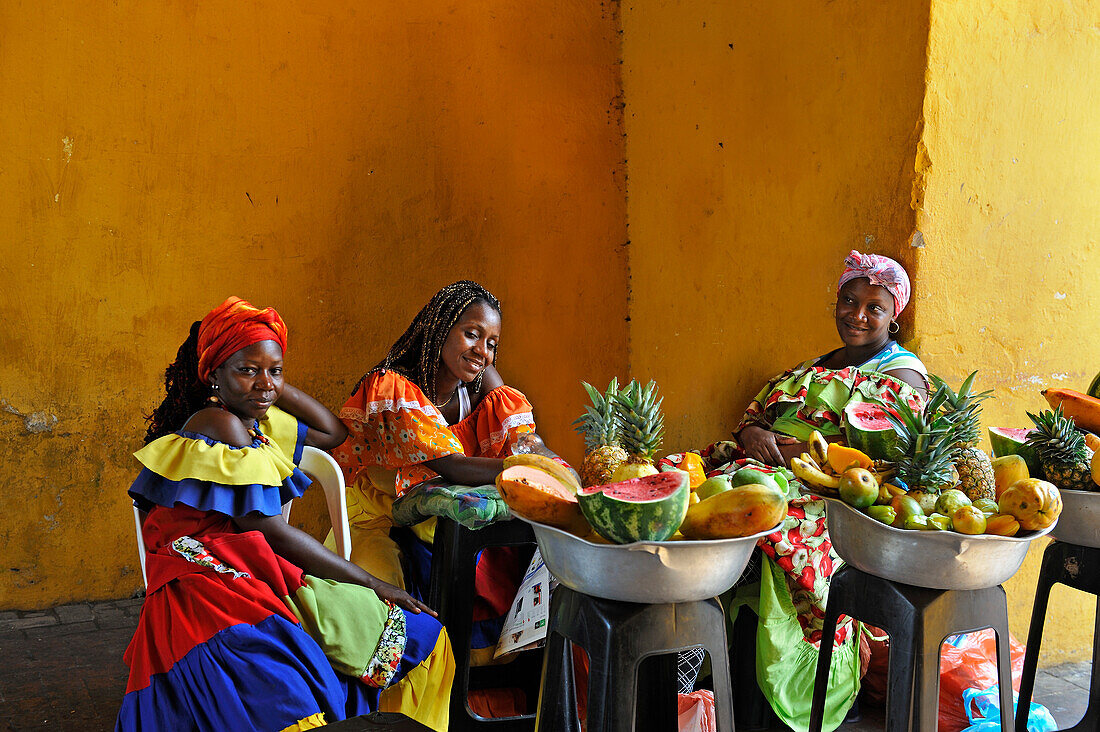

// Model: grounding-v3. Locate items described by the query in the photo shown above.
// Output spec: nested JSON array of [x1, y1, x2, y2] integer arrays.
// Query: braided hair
[[144, 321, 210, 444], [365, 280, 502, 403]]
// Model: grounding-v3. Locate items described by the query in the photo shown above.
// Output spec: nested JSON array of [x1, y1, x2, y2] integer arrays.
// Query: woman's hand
[[370, 581, 438, 617], [737, 425, 800, 466]]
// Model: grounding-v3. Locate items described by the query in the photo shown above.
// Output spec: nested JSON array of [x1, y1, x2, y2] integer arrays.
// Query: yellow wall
[[622, 0, 930, 450], [0, 1, 627, 608], [915, 0, 1100, 664]]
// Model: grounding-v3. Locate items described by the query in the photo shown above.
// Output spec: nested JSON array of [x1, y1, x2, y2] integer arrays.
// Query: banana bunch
[[789, 431, 894, 495], [790, 432, 838, 493]]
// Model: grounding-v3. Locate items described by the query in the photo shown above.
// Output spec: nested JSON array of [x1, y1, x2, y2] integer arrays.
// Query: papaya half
[[678, 483, 787, 539], [496, 464, 587, 534], [1041, 388, 1100, 434]]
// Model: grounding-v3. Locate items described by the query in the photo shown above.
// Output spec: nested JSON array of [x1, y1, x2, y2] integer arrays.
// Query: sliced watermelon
[[577, 471, 689, 543], [842, 401, 899, 461], [988, 427, 1041, 475]]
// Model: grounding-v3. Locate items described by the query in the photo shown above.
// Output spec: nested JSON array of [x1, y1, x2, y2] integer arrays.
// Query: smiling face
[[835, 277, 895, 349], [438, 300, 501, 384], [209, 340, 285, 421]]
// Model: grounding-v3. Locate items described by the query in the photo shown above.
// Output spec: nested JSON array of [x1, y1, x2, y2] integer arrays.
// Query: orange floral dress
[[328, 370, 537, 664]]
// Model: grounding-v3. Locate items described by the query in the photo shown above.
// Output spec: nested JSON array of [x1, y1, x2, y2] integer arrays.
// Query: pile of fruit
[[990, 386, 1100, 493], [794, 372, 1064, 536], [493, 379, 788, 544]]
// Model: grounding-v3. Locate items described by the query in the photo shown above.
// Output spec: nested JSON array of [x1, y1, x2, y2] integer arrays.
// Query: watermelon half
[[988, 427, 1041, 475], [842, 401, 899, 461], [577, 471, 689, 544]]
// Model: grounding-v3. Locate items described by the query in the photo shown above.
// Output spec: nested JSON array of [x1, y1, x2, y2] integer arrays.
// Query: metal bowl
[[1051, 489, 1100, 548], [513, 514, 777, 603], [824, 497, 1054, 590]]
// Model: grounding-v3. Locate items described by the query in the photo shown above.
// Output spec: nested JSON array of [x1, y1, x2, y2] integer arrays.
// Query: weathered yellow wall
[[0, 1, 627, 608], [915, 0, 1100, 664], [621, 0, 930, 451]]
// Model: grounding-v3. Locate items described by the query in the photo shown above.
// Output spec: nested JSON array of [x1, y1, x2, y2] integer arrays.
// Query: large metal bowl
[[1051, 489, 1100, 548], [824, 498, 1054, 590], [513, 514, 777, 603]]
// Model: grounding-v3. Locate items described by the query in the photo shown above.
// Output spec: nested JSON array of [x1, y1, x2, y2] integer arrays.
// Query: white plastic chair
[[285, 446, 352, 562], [133, 445, 353, 587]]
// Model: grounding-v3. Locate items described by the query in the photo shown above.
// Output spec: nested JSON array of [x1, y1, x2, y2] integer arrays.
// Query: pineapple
[[931, 372, 996, 501], [610, 379, 666, 482], [884, 385, 963, 501], [572, 379, 628, 487], [1026, 405, 1095, 492]]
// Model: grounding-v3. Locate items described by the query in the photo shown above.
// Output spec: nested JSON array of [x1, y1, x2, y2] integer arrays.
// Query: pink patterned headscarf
[[837, 250, 911, 317]]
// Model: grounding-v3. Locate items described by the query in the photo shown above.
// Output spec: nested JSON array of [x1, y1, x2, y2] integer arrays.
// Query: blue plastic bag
[[960, 684, 1057, 732]]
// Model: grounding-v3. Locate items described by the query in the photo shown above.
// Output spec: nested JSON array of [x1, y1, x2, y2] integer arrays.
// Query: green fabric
[[731, 557, 861, 732], [287, 574, 390, 678], [391, 481, 510, 529]]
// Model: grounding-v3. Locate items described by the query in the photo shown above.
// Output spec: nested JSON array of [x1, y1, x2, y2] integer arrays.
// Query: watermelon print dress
[[719, 341, 928, 731], [117, 406, 454, 732], [330, 370, 539, 666]]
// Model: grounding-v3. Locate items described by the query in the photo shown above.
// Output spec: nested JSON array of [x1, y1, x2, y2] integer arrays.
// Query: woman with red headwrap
[[703, 252, 928, 730], [117, 297, 454, 732]]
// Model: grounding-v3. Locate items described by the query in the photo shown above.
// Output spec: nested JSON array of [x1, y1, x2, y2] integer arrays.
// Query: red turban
[[196, 297, 288, 384]]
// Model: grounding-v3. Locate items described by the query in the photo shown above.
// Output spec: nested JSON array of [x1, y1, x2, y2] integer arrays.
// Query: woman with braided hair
[[331, 280, 570, 670], [118, 297, 453, 732]]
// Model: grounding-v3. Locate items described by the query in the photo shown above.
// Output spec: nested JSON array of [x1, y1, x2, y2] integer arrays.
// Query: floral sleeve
[[332, 371, 464, 496]]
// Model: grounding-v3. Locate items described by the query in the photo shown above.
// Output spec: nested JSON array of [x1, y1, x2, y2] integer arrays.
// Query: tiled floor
[[0, 596, 1093, 730]]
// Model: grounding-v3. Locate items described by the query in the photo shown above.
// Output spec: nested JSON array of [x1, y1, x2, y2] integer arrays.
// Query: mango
[[827, 443, 874, 473], [992, 455, 1030, 499]]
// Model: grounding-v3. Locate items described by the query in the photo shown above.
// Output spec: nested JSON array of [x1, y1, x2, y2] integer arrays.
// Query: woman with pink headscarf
[[715, 252, 927, 731], [736, 249, 928, 466]]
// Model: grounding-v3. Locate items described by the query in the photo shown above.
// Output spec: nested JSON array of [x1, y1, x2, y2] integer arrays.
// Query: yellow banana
[[503, 453, 582, 494], [791, 457, 840, 491], [808, 431, 829, 467], [799, 452, 823, 473]]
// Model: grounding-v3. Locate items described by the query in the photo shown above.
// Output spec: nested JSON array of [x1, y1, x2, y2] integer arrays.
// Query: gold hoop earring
[[888, 321, 900, 334]]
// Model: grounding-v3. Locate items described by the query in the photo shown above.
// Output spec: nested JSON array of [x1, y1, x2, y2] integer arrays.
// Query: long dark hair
[[363, 280, 502, 403], [144, 321, 210, 444]]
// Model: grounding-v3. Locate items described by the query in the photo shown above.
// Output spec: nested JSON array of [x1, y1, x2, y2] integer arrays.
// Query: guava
[[934, 489, 972, 518], [908, 490, 939, 515], [972, 498, 999, 515], [952, 505, 987, 535]]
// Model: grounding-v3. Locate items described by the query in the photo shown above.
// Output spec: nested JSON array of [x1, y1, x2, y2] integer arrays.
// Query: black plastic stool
[[534, 585, 735, 732], [807, 565, 1014, 732], [428, 517, 540, 731], [326, 712, 433, 730], [1016, 540, 1100, 732]]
